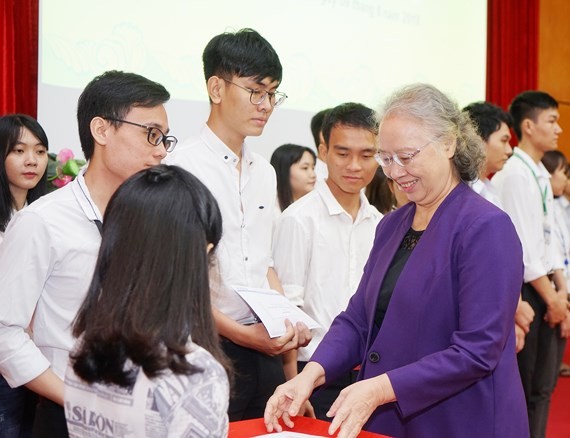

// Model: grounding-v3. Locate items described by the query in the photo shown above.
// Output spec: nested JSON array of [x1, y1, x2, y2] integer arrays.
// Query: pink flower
[[56, 148, 75, 164], [52, 175, 73, 188]]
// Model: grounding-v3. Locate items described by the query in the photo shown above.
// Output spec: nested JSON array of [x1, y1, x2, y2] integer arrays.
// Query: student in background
[[165, 28, 311, 421], [463, 101, 535, 353], [0, 114, 49, 436], [540, 150, 570, 384], [557, 163, 570, 377], [270, 143, 316, 212], [311, 108, 331, 181], [463, 101, 513, 204], [0, 70, 174, 437], [365, 167, 409, 214], [0, 114, 48, 242], [493, 91, 568, 438], [272, 102, 381, 420], [65, 165, 230, 437]]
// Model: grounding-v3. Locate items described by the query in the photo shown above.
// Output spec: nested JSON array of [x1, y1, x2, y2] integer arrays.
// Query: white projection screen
[[38, 0, 487, 160]]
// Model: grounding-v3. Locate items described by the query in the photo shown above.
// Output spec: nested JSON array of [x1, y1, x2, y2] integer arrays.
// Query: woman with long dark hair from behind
[[64, 164, 230, 437], [0, 114, 49, 437]]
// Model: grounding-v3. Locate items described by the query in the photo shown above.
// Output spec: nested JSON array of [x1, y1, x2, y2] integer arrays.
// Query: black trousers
[[0, 375, 36, 438], [298, 361, 359, 422], [221, 337, 286, 421], [31, 397, 68, 438], [517, 282, 561, 438]]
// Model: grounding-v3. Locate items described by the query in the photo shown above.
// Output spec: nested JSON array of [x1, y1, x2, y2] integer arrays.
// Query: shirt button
[[368, 352, 380, 363]]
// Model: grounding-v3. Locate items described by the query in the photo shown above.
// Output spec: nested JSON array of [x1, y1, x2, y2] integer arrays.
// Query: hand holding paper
[[233, 286, 321, 338]]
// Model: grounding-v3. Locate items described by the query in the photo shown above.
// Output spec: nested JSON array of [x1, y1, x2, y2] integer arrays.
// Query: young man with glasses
[[272, 102, 381, 420], [0, 70, 174, 437], [165, 28, 311, 421]]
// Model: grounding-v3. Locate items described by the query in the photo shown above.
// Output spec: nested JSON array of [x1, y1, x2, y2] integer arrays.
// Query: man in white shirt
[[311, 108, 331, 181], [0, 70, 174, 436], [273, 102, 382, 420], [165, 28, 311, 421], [463, 101, 536, 353], [492, 91, 569, 438]]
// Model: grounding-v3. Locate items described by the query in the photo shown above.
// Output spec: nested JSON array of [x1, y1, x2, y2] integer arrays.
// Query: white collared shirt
[[552, 199, 570, 282], [0, 169, 102, 387], [164, 124, 277, 323], [556, 195, 570, 235], [272, 180, 382, 361], [492, 148, 555, 282], [471, 178, 502, 208]]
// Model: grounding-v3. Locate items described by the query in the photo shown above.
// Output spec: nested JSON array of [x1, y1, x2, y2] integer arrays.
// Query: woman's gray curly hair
[[377, 83, 485, 183]]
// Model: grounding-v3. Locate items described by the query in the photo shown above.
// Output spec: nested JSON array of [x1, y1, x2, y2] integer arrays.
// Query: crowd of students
[[0, 26, 568, 438]]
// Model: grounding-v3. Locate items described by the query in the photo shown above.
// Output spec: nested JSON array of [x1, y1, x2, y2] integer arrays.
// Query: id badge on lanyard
[[543, 215, 551, 246]]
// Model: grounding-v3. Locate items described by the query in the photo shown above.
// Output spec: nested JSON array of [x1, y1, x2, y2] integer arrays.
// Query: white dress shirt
[[0, 169, 102, 387], [553, 198, 570, 285], [492, 148, 556, 282], [556, 195, 570, 236], [272, 180, 382, 361], [471, 178, 502, 208], [164, 124, 277, 324], [0, 207, 21, 245]]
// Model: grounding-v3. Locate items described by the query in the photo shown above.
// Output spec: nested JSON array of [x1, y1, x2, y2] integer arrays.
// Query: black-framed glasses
[[102, 117, 178, 152], [222, 79, 288, 107], [375, 139, 434, 168]]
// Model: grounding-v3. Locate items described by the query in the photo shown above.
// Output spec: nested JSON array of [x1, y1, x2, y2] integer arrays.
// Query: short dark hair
[[463, 101, 513, 142], [77, 70, 170, 161], [508, 91, 558, 141], [270, 143, 316, 211], [71, 165, 229, 387], [322, 102, 378, 147], [310, 108, 331, 148], [202, 28, 282, 84], [0, 114, 49, 232]]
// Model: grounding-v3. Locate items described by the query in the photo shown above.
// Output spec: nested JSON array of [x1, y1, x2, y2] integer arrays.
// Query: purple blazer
[[311, 183, 529, 437]]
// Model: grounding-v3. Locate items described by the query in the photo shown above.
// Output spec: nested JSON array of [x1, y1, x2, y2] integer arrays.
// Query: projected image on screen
[[38, 0, 486, 160]]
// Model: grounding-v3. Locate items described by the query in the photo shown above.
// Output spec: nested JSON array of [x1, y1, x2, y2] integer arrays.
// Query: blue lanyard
[[513, 151, 548, 216]]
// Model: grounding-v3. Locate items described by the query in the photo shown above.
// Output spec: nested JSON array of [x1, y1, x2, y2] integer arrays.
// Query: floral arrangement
[[47, 148, 86, 191]]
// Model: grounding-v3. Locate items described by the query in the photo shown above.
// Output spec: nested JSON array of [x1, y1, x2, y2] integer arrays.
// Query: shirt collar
[[70, 166, 103, 223], [316, 180, 375, 221], [200, 124, 255, 168], [512, 147, 551, 179]]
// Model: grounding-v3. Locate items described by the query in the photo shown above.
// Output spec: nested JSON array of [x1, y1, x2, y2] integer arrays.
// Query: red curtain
[[486, 0, 539, 110], [0, 0, 39, 117]]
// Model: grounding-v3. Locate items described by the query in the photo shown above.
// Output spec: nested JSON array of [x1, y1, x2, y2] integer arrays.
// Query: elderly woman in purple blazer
[[264, 83, 529, 438]]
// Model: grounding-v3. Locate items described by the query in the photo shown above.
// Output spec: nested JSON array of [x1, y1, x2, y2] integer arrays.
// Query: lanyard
[[513, 151, 548, 216]]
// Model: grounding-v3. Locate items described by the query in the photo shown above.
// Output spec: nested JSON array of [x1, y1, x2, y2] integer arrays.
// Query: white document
[[233, 286, 321, 338]]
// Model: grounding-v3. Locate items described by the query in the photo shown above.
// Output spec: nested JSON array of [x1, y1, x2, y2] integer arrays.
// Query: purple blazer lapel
[[364, 183, 469, 346]]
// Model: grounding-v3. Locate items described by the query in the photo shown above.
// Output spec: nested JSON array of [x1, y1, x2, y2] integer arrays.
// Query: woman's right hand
[[264, 362, 325, 432]]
